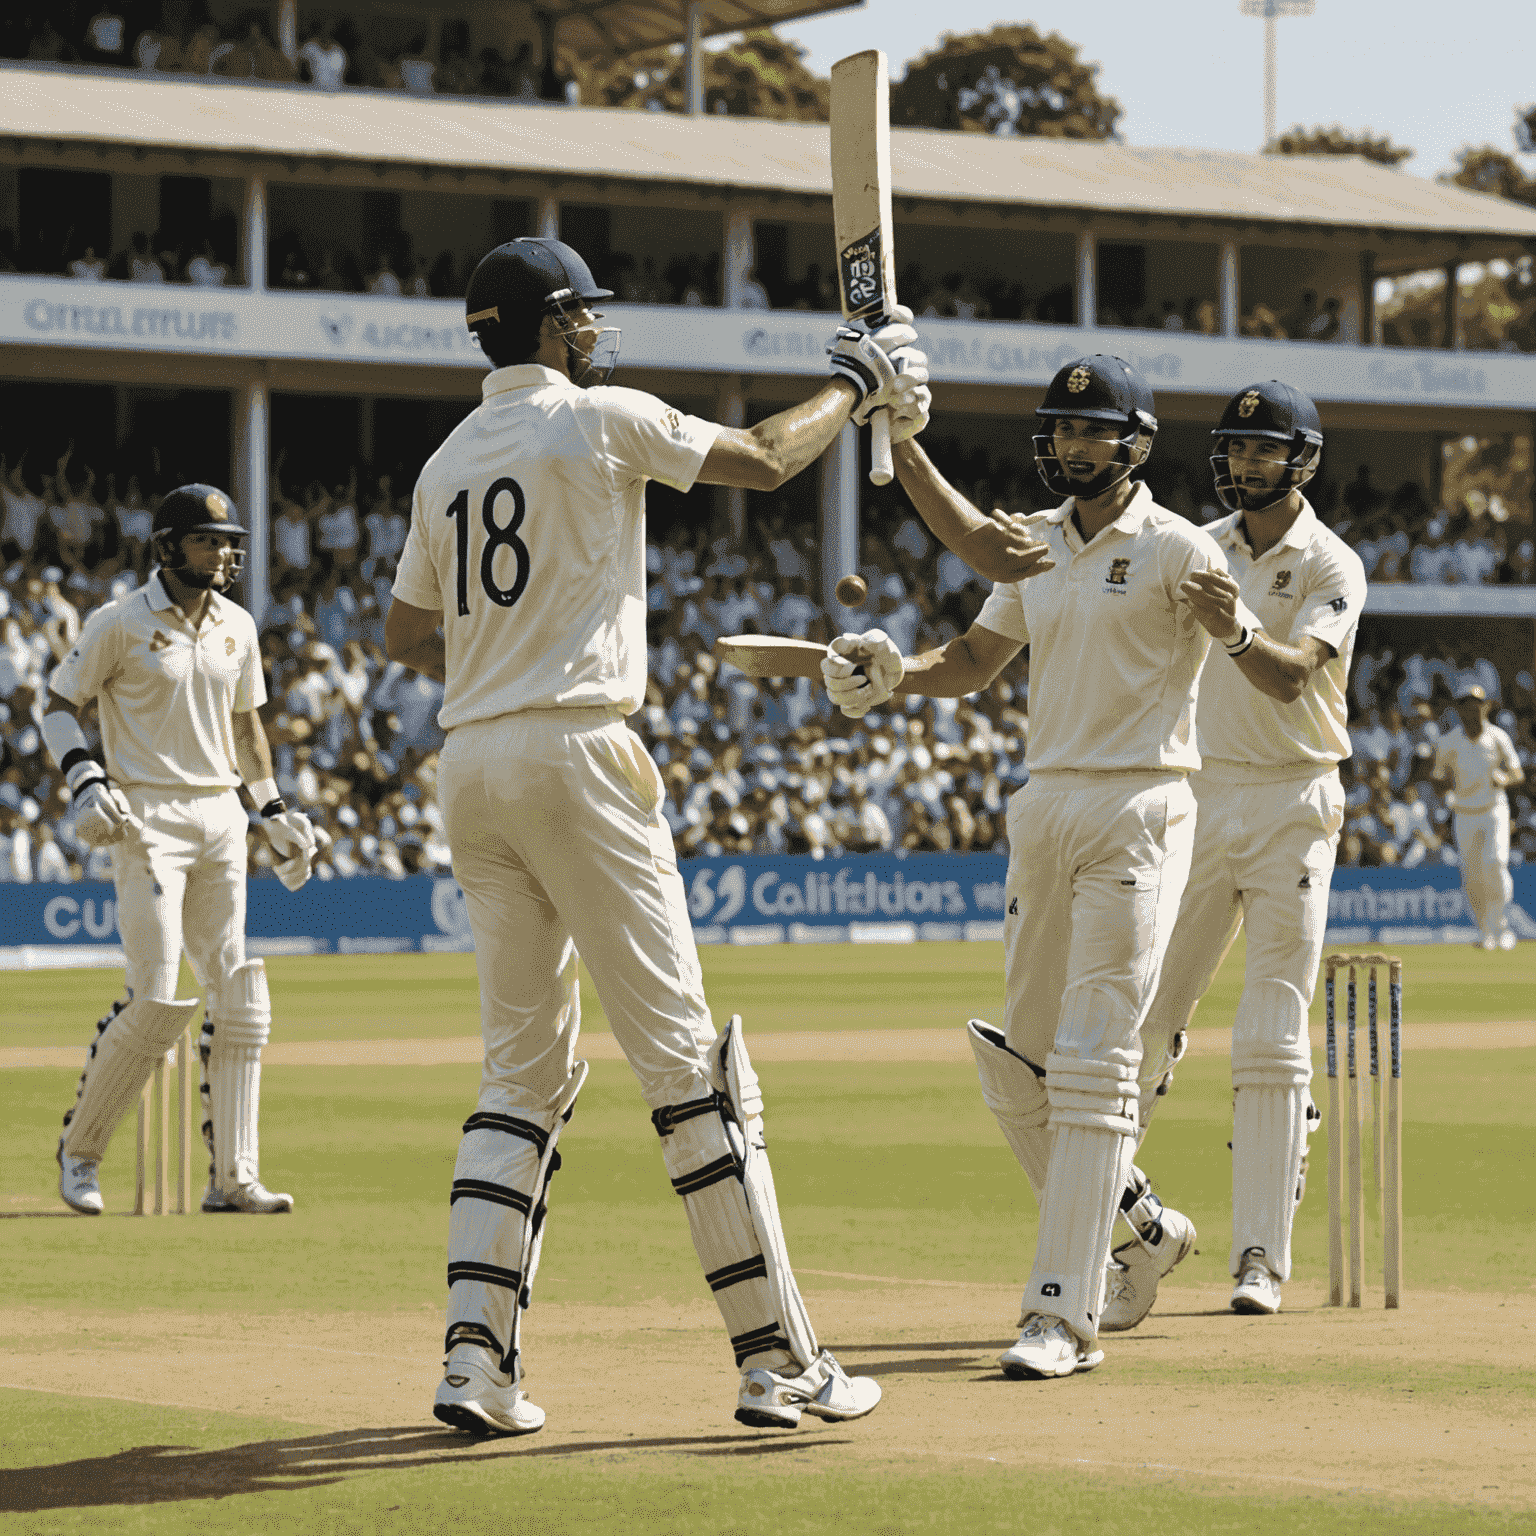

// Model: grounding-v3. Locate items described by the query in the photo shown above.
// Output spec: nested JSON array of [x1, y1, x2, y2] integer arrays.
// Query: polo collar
[[1218, 497, 1318, 559], [482, 364, 569, 401], [144, 570, 228, 626], [1048, 482, 1156, 542]]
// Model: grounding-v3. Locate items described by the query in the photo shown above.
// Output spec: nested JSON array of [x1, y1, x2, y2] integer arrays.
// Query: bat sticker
[[839, 226, 886, 319]]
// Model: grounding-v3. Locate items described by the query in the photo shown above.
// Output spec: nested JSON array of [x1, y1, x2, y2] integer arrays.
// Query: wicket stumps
[[1324, 953, 1402, 1308], [134, 1025, 196, 1215]]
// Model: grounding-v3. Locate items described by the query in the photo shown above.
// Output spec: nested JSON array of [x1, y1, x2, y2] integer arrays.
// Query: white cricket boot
[[1498, 928, 1517, 951], [1100, 1199, 1198, 1332], [57, 1136, 103, 1216], [1479, 933, 1498, 952], [736, 1350, 881, 1429], [998, 1314, 1104, 1380], [1230, 1247, 1283, 1314], [202, 1179, 294, 1213], [433, 1347, 545, 1437]]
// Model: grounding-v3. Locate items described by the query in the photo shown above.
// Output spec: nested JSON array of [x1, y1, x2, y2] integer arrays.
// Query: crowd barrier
[[3, 856, 1534, 968]]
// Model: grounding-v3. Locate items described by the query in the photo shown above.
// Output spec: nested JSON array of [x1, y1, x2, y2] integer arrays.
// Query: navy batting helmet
[[1032, 354, 1158, 500], [151, 484, 246, 590], [1209, 380, 1323, 513], [465, 237, 618, 382]]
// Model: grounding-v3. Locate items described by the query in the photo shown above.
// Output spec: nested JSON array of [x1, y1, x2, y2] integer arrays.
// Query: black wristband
[[259, 798, 288, 819], [70, 772, 108, 800], [60, 747, 92, 775]]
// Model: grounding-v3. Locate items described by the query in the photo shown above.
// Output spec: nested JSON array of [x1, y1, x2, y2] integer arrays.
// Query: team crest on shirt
[[148, 629, 173, 652], [1270, 569, 1293, 597], [1067, 366, 1092, 393], [662, 408, 682, 435], [1106, 557, 1131, 587], [1238, 390, 1261, 418], [225, 636, 237, 655]]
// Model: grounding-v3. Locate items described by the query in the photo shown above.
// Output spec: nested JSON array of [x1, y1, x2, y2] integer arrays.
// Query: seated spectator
[[298, 25, 348, 90], [276, 248, 312, 289], [68, 247, 107, 282], [366, 253, 402, 296], [399, 38, 435, 94], [133, 25, 181, 71], [1306, 297, 1342, 342], [186, 241, 230, 287], [127, 232, 164, 284], [736, 268, 771, 310]]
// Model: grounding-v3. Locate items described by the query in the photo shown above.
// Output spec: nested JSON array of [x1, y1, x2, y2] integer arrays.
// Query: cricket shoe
[[1230, 1248, 1282, 1314], [1479, 934, 1498, 952], [1498, 929, 1517, 951], [201, 1180, 294, 1213], [1100, 1199, 1198, 1333], [434, 1350, 545, 1437], [998, 1314, 1104, 1380], [735, 1350, 881, 1429], [57, 1137, 103, 1215]]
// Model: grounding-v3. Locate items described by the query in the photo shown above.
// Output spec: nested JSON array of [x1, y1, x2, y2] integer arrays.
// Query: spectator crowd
[[2, 4, 572, 102], [3, 432, 1535, 883]]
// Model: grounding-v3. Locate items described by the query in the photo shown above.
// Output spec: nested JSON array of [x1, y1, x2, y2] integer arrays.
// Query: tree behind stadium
[[891, 25, 1120, 139], [1263, 124, 1414, 166]]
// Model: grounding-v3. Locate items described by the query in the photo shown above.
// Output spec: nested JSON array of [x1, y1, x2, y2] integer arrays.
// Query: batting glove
[[68, 766, 135, 848], [260, 800, 318, 864], [821, 630, 904, 719], [828, 326, 899, 419], [887, 378, 932, 445], [274, 824, 329, 892]]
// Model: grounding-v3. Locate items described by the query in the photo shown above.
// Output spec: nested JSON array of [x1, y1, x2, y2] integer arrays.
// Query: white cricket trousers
[[1140, 762, 1344, 1280], [438, 707, 717, 1118], [113, 786, 250, 1000], [1454, 802, 1513, 939], [1001, 770, 1195, 1342]]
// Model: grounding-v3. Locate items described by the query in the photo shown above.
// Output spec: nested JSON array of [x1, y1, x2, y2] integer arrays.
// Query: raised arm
[[696, 380, 860, 493]]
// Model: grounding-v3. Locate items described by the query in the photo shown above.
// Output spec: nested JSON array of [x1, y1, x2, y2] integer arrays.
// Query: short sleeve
[[1431, 739, 1450, 779], [1295, 544, 1368, 654], [391, 480, 442, 611], [47, 602, 120, 707], [976, 583, 1029, 645], [234, 616, 267, 712], [584, 387, 723, 493]]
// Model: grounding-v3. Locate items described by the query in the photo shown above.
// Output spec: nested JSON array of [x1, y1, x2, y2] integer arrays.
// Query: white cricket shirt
[[47, 572, 265, 789], [975, 483, 1225, 773], [393, 365, 721, 728], [1198, 500, 1366, 768], [1434, 723, 1520, 815]]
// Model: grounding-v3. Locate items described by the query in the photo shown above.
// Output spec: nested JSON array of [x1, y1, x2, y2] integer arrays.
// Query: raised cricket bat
[[830, 49, 897, 487]]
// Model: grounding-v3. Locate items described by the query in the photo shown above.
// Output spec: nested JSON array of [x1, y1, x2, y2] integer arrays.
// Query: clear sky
[[779, 0, 1534, 183]]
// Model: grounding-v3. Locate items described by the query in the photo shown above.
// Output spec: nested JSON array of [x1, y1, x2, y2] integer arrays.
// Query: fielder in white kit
[[383, 237, 929, 1435], [1434, 685, 1524, 950], [1112, 381, 1368, 1322], [45, 486, 321, 1216], [824, 355, 1246, 1378]]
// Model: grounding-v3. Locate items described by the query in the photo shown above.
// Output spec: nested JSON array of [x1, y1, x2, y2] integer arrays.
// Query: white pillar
[[538, 196, 559, 242], [1263, 15, 1277, 148], [684, 2, 705, 116], [724, 206, 754, 309], [820, 423, 860, 618], [234, 381, 270, 625], [1219, 240, 1240, 337], [276, 0, 297, 62], [1075, 231, 1096, 330], [243, 175, 266, 290]]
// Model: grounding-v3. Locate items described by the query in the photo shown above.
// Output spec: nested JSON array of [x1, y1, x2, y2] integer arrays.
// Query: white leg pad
[[1230, 1083, 1313, 1281], [655, 1015, 819, 1372], [446, 1060, 588, 1383], [1026, 1123, 1135, 1344], [1231, 978, 1312, 1089], [207, 960, 272, 1193], [60, 995, 202, 1161], [966, 1020, 1050, 1201], [1022, 1053, 1140, 1342]]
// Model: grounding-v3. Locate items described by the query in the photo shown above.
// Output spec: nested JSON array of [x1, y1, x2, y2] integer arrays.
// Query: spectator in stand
[[186, 240, 230, 287], [216, 20, 295, 82], [298, 24, 348, 90], [127, 232, 164, 284], [366, 253, 402, 296], [315, 472, 361, 575], [68, 247, 107, 282], [399, 38, 435, 94]]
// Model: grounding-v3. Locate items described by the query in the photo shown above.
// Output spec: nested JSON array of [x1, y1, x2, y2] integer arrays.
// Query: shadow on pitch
[[836, 1341, 1014, 1379], [0, 1425, 851, 1511]]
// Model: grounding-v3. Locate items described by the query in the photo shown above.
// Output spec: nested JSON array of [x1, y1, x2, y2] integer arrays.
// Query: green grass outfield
[[3, 940, 1534, 1533]]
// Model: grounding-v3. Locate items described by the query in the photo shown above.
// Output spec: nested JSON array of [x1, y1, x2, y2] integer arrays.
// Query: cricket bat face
[[830, 49, 896, 325]]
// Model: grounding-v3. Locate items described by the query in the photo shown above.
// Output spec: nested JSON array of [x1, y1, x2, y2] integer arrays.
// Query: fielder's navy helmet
[[1033, 355, 1158, 500], [465, 237, 615, 374], [1210, 380, 1323, 513], [151, 484, 246, 589]]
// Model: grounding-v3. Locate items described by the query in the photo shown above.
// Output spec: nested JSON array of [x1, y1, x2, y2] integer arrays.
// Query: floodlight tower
[[1241, 0, 1317, 148]]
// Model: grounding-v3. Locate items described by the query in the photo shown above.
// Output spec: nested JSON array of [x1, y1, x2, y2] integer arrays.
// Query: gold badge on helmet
[[1237, 390, 1261, 418], [1067, 366, 1092, 393], [205, 491, 230, 517]]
